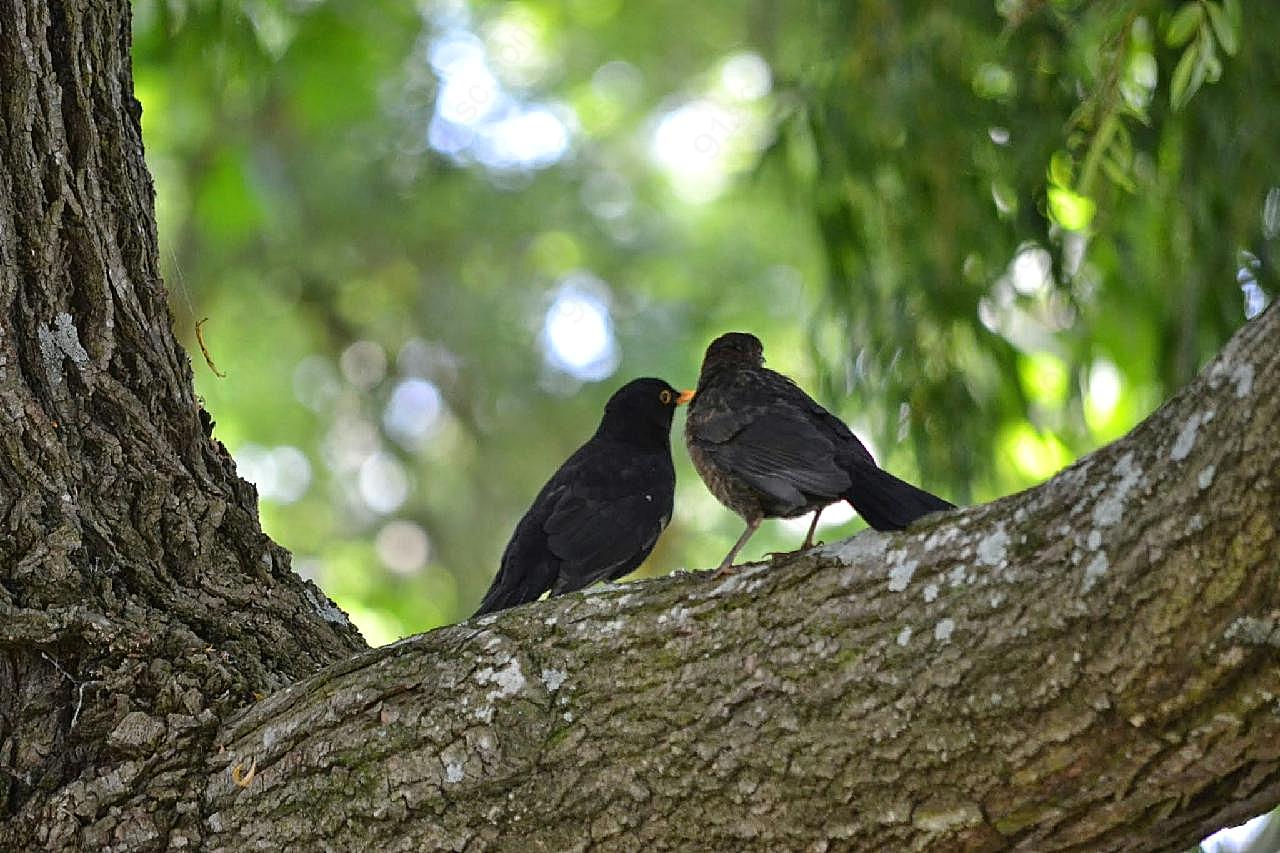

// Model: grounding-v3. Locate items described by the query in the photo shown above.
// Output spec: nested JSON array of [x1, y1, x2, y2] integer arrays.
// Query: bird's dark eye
[[659, 389, 672, 404]]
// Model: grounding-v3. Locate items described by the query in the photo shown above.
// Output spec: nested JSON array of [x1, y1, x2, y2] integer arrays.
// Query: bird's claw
[[764, 537, 826, 562]]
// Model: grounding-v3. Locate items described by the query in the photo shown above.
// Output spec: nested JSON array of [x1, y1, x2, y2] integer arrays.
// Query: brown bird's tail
[[843, 459, 954, 531]]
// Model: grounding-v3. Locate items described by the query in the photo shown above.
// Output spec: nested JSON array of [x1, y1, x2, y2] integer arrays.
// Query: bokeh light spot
[[384, 378, 445, 448], [340, 340, 387, 389], [358, 451, 410, 514], [375, 520, 432, 575], [541, 275, 619, 382]]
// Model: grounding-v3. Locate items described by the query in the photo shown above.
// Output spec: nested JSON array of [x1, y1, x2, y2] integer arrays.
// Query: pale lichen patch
[[976, 525, 1009, 567], [38, 312, 91, 385], [580, 582, 625, 597], [820, 529, 890, 563], [657, 606, 692, 627], [1231, 362, 1255, 397], [475, 658, 526, 708], [1082, 552, 1109, 593], [888, 558, 918, 593], [1170, 415, 1203, 461], [1198, 465, 1216, 490], [1092, 452, 1142, 528], [923, 526, 960, 551], [304, 587, 352, 628], [1224, 617, 1280, 647], [706, 562, 770, 597], [1086, 530, 1101, 551], [489, 659, 525, 698], [444, 762, 464, 784], [934, 618, 955, 643], [896, 626, 912, 647], [540, 668, 568, 692], [923, 584, 938, 603]]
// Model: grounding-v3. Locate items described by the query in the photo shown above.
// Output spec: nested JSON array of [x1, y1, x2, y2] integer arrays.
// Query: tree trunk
[[1, 1, 1277, 851], [0, 0, 365, 847]]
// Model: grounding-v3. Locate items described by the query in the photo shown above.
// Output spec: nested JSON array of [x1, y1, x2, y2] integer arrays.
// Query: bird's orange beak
[[676, 389, 695, 405]]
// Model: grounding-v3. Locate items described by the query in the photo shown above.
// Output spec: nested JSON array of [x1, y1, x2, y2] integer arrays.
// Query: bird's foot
[[764, 541, 824, 561], [711, 562, 740, 579]]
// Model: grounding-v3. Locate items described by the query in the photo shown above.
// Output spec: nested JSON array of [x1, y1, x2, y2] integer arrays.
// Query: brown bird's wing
[[692, 398, 851, 515]]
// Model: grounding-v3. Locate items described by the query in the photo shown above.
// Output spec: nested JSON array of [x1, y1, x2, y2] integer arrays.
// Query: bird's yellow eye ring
[[659, 389, 673, 404]]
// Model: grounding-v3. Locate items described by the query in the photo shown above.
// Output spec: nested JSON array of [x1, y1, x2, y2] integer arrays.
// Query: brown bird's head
[[701, 332, 764, 372]]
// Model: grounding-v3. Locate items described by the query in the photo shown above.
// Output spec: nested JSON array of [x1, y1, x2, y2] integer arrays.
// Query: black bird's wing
[[473, 441, 673, 616], [543, 447, 673, 594]]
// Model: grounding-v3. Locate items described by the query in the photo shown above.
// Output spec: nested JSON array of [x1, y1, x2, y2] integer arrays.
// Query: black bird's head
[[698, 332, 765, 383], [597, 377, 693, 444]]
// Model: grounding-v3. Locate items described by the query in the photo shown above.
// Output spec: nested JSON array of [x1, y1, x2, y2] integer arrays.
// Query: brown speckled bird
[[685, 332, 954, 575]]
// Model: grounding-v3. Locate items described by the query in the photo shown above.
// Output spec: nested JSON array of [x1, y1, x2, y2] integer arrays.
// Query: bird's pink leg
[[800, 507, 823, 550], [713, 518, 761, 578]]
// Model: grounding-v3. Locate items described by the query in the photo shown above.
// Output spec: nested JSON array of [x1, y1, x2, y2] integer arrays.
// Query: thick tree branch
[[198, 305, 1279, 851], [3, 0, 1277, 849]]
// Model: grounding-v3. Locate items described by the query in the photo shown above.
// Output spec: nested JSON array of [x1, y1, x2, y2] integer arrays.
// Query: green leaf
[[1047, 186, 1097, 230], [1169, 40, 1201, 111], [1195, 25, 1218, 86], [1223, 0, 1242, 33], [1048, 150, 1074, 188], [1205, 1, 1239, 56], [1165, 2, 1204, 47], [1112, 121, 1133, 163], [1101, 156, 1138, 193], [1204, 51, 1222, 83]]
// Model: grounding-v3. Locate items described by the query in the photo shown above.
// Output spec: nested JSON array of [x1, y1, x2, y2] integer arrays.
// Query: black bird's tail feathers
[[472, 584, 519, 618], [843, 459, 954, 532], [472, 562, 553, 617]]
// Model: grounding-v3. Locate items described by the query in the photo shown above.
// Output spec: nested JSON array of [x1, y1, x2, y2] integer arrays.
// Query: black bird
[[474, 377, 693, 616], [685, 332, 954, 575]]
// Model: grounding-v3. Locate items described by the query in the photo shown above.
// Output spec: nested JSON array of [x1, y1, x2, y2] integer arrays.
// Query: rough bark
[[0, 0, 364, 848], [1, 0, 1278, 851]]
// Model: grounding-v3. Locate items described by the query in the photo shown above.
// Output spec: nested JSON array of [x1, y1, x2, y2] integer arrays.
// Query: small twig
[[195, 317, 227, 378], [40, 650, 75, 681], [40, 651, 95, 730]]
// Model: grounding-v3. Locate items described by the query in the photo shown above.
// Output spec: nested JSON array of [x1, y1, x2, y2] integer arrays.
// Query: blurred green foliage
[[132, 0, 1277, 645]]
